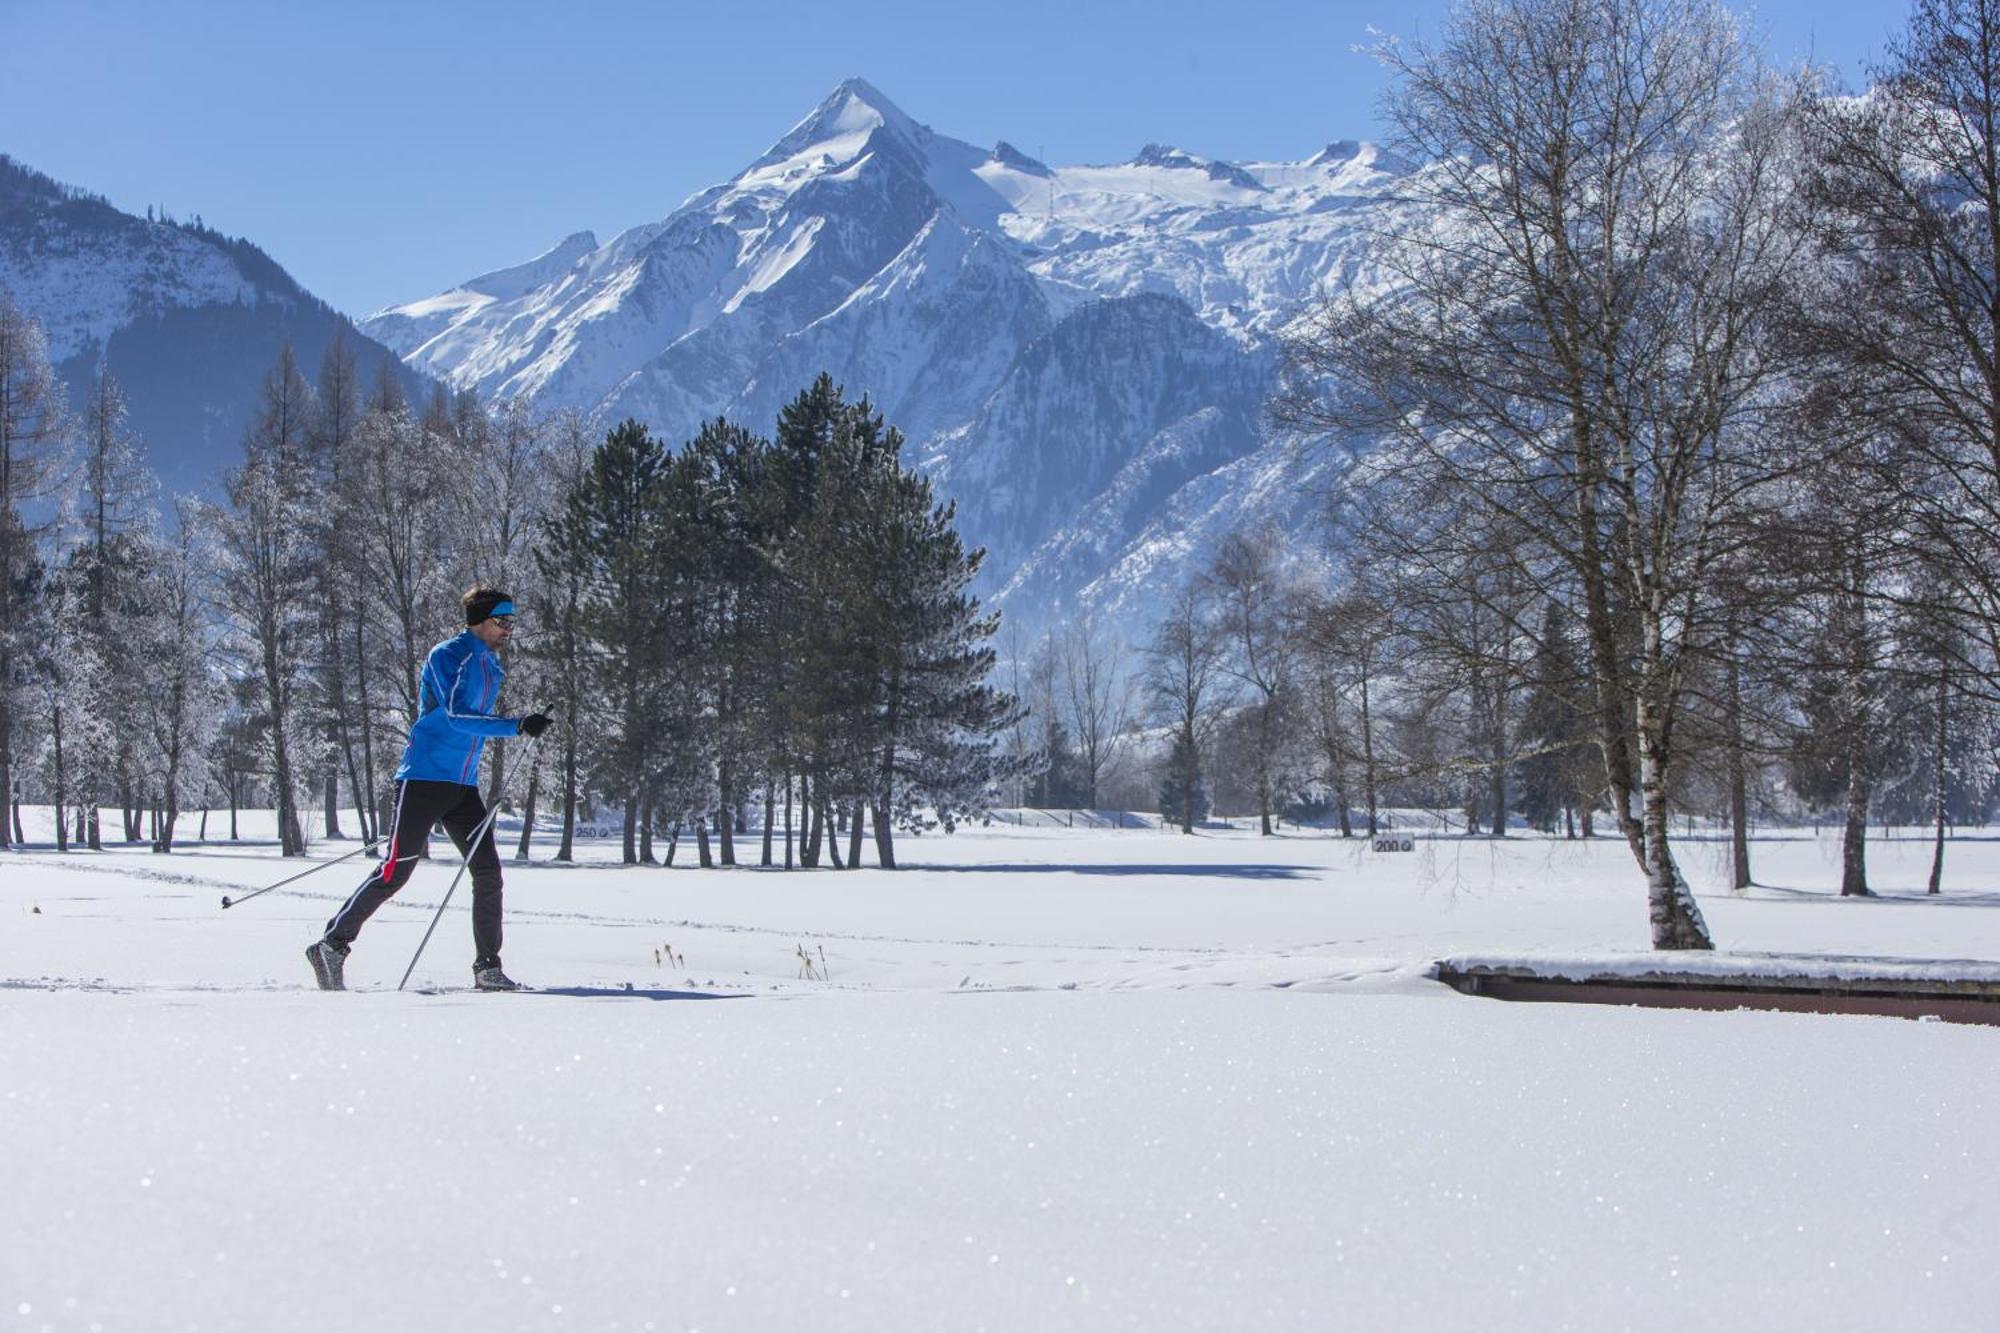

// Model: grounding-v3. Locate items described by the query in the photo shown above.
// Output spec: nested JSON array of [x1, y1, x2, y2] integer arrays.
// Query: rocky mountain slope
[[365, 80, 1408, 642], [0, 155, 422, 498]]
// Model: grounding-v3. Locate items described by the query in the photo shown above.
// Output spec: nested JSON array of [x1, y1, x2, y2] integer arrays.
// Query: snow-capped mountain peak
[[1127, 143, 1268, 192], [748, 77, 926, 180], [360, 81, 1416, 641], [463, 230, 599, 301]]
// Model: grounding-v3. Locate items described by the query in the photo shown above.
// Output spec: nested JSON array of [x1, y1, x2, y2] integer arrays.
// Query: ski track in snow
[[5, 819, 1999, 1330]]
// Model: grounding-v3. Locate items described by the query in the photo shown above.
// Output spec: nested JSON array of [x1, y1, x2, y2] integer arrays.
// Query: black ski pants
[[324, 779, 505, 965]]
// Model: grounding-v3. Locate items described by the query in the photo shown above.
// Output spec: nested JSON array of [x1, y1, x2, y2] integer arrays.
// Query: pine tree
[[1157, 731, 1210, 827], [546, 419, 672, 863], [526, 409, 598, 862]]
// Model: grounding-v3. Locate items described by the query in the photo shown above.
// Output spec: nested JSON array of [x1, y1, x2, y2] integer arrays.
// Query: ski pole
[[219, 835, 389, 909], [397, 801, 505, 992]]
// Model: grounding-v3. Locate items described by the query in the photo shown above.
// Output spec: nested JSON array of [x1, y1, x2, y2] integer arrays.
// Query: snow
[[343, 81, 1427, 648], [5, 819, 1998, 1329]]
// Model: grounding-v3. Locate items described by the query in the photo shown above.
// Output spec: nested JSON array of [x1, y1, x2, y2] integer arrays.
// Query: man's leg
[[322, 782, 448, 949], [439, 785, 506, 967]]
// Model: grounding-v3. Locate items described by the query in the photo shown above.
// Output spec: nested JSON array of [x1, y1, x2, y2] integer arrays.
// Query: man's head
[[463, 585, 516, 650]]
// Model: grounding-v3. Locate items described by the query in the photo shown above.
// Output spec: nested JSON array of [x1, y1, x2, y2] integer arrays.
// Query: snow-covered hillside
[[0, 156, 424, 497], [364, 79, 1411, 642]]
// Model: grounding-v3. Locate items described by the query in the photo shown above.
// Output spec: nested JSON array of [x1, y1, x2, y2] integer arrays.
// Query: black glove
[[518, 712, 554, 738]]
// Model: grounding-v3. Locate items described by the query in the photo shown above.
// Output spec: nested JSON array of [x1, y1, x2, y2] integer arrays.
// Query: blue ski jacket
[[394, 631, 521, 786]]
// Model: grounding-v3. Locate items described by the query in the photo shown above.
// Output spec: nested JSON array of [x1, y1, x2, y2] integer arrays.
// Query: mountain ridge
[[0, 153, 426, 498], [362, 81, 1411, 643]]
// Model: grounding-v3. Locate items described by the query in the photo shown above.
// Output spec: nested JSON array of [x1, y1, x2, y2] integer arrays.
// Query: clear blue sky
[[3, 0, 1903, 320]]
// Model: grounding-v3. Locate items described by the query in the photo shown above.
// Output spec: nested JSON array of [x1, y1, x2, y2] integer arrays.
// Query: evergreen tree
[[1157, 730, 1210, 827], [526, 409, 598, 861], [546, 419, 671, 863]]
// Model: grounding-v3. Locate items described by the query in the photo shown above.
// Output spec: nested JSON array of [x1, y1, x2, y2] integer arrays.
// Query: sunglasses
[[489, 615, 517, 629]]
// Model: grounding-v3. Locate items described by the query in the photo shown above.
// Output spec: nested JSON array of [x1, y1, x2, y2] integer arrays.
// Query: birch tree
[[1283, 0, 1808, 946]]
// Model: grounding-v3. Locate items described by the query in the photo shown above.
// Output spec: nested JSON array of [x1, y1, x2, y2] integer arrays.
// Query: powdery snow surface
[[5, 820, 1999, 1331]]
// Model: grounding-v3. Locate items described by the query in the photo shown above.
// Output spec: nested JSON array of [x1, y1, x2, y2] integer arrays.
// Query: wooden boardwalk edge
[[1433, 961, 2000, 1027]]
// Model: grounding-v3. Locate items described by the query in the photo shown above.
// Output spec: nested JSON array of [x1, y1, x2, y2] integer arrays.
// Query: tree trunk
[[557, 731, 577, 862], [1637, 684, 1713, 949], [1359, 670, 1379, 837], [639, 790, 656, 864], [1180, 720, 1197, 835], [515, 750, 540, 862], [1929, 669, 1949, 896], [1724, 638, 1752, 889], [265, 632, 304, 856], [696, 815, 713, 868], [622, 792, 639, 864], [878, 669, 902, 860], [0, 699, 11, 849], [1253, 690, 1276, 836], [51, 704, 67, 852], [323, 768, 342, 840], [354, 616, 379, 844], [871, 803, 896, 870], [1575, 435, 1646, 870], [340, 731, 369, 846], [717, 754, 736, 866], [784, 774, 794, 870], [824, 799, 844, 869], [847, 799, 865, 869], [1488, 751, 1508, 838], [803, 781, 822, 867], [1840, 759, 1872, 897], [762, 778, 775, 867]]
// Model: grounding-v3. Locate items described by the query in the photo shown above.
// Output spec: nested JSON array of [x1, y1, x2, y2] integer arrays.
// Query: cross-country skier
[[305, 585, 553, 991]]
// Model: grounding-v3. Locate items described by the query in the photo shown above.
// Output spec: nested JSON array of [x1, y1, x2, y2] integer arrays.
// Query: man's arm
[[433, 650, 524, 738]]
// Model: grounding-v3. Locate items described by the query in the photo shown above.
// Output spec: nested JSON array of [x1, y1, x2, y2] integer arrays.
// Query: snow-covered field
[[5, 818, 1998, 1331]]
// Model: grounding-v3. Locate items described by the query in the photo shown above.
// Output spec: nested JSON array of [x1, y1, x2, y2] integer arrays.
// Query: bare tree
[[1145, 580, 1229, 834], [1206, 527, 1302, 835], [1059, 613, 1135, 810], [310, 331, 362, 839], [1283, 0, 1808, 946], [1301, 591, 1398, 836], [1796, 0, 2000, 705], [0, 290, 67, 846], [213, 347, 319, 856], [138, 498, 223, 851]]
